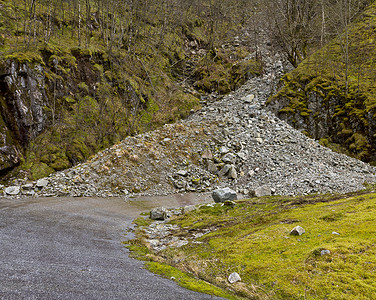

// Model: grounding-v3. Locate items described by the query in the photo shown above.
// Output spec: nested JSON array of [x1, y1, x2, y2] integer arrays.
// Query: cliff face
[[267, 3, 376, 163], [0, 48, 197, 180], [0, 57, 48, 173]]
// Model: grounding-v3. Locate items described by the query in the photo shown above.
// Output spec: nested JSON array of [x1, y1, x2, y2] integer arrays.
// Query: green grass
[[129, 191, 376, 299]]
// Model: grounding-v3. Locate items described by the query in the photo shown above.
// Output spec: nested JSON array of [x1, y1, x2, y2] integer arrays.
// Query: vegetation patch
[[268, 2, 376, 163], [129, 190, 376, 299]]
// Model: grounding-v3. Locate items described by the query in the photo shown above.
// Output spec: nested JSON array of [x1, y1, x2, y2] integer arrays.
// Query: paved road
[[0, 194, 223, 299]]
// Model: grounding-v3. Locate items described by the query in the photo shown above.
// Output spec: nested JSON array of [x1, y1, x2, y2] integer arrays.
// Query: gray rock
[[201, 149, 213, 160], [21, 183, 34, 190], [177, 170, 188, 177], [150, 207, 169, 220], [222, 153, 237, 164], [321, 249, 331, 256], [212, 187, 237, 203], [228, 272, 241, 284], [207, 161, 218, 174], [252, 186, 271, 197], [173, 179, 187, 189], [227, 165, 238, 179], [290, 225, 305, 236], [243, 94, 255, 103], [218, 164, 231, 177], [183, 205, 196, 214], [23, 190, 35, 196], [219, 146, 230, 154], [5, 186, 20, 195], [36, 178, 49, 188]]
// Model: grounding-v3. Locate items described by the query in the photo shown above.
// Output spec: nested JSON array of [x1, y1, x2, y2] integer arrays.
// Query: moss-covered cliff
[[268, 2, 376, 163], [0, 0, 261, 181]]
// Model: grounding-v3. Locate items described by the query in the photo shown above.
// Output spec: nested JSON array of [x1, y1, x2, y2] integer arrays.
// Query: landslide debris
[[5, 52, 376, 198]]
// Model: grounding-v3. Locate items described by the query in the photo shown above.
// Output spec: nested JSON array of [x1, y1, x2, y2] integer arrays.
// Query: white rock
[[321, 249, 331, 256], [36, 178, 49, 188], [228, 272, 241, 284], [5, 186, 20, 195], [252, 186, 271, 197], [177, 170, 188, 177], [290, 226, 305, 236]]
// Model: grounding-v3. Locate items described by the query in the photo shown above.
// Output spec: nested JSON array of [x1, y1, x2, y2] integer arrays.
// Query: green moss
[[30, 162, 55, 179], [5, 51, 44, 65]]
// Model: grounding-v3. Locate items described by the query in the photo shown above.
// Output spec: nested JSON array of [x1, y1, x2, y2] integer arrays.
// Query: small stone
[[332, 231, 340, 235], [5, 186, 20, 195], [227, 165, 238, 179], [23, 190, 35, 196], [207, 161, 218, 174], [150, 207, 169, 220], [237, 152, 247, 160], [212, 187, 237, 203], [252, 186, 271, 197], [228, 272, 241, 284], [255, 138, 264, 144], [243, 94, 255, 103], [248, 170, 255, 177], [177, 170, 188, 177], [219, 146, 230, 154], [321, 249, 331, 256], [36, 178, 49, 188], [222, 153, 237, 164], [183, 205, 196, 214], [148, 239, 160, 247], [290, 226, 305, 236], [218, 164, 231, 177], [21, 183, 34, 190], [173, 179, 187, 189], [201, 149, 213, 160]]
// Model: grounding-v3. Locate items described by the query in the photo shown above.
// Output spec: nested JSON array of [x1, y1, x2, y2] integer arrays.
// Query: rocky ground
[[3, 50, 376, 199]]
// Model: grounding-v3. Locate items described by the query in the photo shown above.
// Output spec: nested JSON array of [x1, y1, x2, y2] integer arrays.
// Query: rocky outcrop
[[0, 58, 47, 172], [267, 3, 376, 163]]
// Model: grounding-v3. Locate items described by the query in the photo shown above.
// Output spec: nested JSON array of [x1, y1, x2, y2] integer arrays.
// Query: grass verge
[[127, 189, 376, 299]]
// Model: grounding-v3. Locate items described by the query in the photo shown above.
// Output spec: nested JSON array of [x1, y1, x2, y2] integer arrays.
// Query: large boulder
[[150, 207, 169, 220], [251, 185, 272, 197], [212, 187, 237, 203], [5, 186, 20, 195]]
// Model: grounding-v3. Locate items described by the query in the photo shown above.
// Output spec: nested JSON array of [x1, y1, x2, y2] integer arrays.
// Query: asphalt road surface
[[0, 194, 224, 299]]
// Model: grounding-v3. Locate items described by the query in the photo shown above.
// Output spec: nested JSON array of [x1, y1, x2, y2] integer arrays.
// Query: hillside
[[267, 1, 376, 163], [4, 54, 375, 199], [0, 0, 261, 182]]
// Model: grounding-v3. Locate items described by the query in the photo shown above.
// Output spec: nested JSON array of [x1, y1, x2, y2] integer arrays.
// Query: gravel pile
[[4, 52, 376, 198]]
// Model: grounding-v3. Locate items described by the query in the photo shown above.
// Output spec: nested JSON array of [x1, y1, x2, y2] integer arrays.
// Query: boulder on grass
[[212, 187, 237, 203]]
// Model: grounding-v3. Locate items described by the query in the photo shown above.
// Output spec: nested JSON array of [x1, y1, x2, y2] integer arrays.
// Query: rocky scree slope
[[6, 53, 376, 198]]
